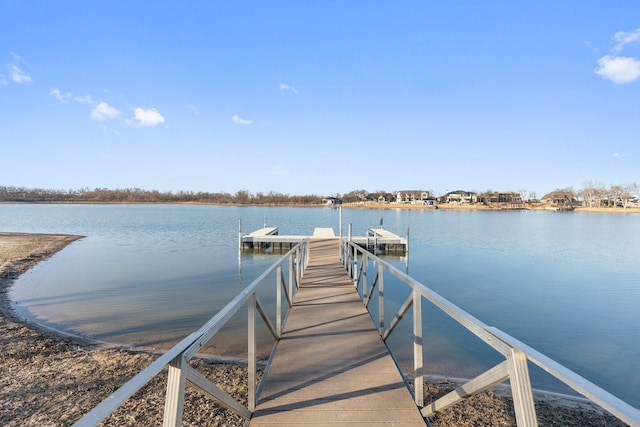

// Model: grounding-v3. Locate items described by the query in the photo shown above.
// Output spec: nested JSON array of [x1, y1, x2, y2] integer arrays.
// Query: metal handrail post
[[163, 355, 187, 427], [413, 289, 423, 407], [248, 293, 257, 412], [277, 265, 283, 337], [508, 349, 538, 426], [288, 254, 294, 299], [378, 262, 384, 333]]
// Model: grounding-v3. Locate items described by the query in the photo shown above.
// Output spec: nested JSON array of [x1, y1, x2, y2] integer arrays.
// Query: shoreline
[[0, 233, 630, 426], [3, 200, 640, 214]]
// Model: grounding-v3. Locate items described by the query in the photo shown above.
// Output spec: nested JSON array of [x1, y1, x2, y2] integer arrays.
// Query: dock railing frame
[[72, 239, 310, 427], [341, 238, 640, 427]]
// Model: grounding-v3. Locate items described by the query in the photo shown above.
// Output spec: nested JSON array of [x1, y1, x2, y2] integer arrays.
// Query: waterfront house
[[440, 190, 478, 205], [395, 190, 431, 204], [480, 191, 523, 204]]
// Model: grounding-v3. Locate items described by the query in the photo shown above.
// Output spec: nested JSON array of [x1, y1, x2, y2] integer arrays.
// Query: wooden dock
[[250, 238, 424, 426]]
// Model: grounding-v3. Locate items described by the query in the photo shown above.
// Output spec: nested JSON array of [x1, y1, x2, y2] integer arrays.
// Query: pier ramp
[[250, 238, 424, 426]]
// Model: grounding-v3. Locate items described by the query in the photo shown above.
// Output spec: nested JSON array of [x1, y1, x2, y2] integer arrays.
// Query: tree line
[[0, 183, 638, 206], [0, 186, 322, 205]]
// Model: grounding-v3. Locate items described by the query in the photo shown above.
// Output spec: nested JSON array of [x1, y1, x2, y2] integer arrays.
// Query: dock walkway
[[250, 238, 424, 426]]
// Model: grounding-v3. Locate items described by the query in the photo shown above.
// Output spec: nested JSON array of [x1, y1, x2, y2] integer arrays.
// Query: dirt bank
[[0, 233, 630, 426]]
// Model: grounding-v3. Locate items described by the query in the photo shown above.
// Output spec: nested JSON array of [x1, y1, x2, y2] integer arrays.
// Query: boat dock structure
[[249, 238, 424, 425], [240, 224, 408, 253], [73, 232, 640, 426]]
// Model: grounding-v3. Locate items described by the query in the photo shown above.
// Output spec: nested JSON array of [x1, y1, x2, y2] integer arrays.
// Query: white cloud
[[2, 54, 32, 85], [613, 28, 640, 52], [279, 83, 298, 94], [11, 65, 31, 83], [133, 107, 165, 126], [91, 102, 120, 121], [50, 89, 72, 102], [595, 55, 640, 84], [232, 114, 253, 125], [74, 95, 95, 104], [611, 152, 624, 159]]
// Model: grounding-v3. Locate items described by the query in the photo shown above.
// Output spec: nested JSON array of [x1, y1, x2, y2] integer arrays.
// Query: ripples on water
[[1, 204, 638, 406]]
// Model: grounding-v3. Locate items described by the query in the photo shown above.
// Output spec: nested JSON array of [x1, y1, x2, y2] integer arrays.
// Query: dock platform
[[250, 238, 424, 426], [242, 226, 407, 252]]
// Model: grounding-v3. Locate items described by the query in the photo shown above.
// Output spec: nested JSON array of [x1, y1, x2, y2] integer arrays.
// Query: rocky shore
[[0, 233, 630, 426]]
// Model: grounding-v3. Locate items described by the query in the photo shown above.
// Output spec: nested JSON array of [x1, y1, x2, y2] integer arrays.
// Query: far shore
[[3, 200, 640, 214]]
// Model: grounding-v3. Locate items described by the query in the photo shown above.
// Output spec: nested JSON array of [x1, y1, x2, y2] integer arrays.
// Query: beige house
[[440, 190, 477, 204], [395, 190, 431, 204]]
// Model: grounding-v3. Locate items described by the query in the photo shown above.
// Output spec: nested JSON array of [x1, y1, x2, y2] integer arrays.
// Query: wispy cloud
[[2, 54, 32, 85], [613, 28, 640, 52], [74, 94, 95, 104], [596, 27, 640, 84], [279, 83, 298, 94], [610, 152, 625, 159], [91, 102, 120, 121], [11, 65, 31, 83], [51, 86, 165, 129], [133, 107, 165, 127], [50, 89, 72, 102], [232, 114, 253, 125]]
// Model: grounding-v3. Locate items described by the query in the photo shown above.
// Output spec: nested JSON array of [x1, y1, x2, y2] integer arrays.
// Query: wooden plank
[[250, 239, 424, 426]]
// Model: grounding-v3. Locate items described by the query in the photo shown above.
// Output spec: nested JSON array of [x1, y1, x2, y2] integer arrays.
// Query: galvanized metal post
[[248, 293, 257, 412], [507, 349, 538, 426], [238, 219, 242, 265], [339, 205, 343, 259], [406, 227, 410, 274], [378, 263, 384, 333], [413, 289, 424, 407], [277, 265, 283, 337], [163, 355, 187, 427], [362, 251, 368, 297], [288, 254, 294, 301]]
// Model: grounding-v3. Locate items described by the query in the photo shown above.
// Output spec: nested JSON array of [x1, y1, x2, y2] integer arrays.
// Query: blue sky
[[1, 1, 639, 198]]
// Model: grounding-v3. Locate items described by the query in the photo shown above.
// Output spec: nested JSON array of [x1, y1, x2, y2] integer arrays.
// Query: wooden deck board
[[250, 239, 424, 426]]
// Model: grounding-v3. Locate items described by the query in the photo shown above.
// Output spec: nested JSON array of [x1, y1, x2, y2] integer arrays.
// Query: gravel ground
[[0, 232, 630, 426]]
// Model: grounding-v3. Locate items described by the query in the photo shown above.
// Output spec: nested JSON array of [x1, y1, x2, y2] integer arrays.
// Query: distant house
[[395, 190, 431, 204], [322, 197, 342, 206], [480, 192, 523, 204], [440, 190, 477, 205], [541, 191, 576, 207]]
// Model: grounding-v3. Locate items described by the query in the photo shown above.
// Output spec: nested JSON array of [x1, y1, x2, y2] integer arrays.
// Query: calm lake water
[[1, 204, 638, 407]]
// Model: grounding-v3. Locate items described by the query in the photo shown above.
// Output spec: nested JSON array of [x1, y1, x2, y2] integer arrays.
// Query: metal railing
[[72, 239, 310, 427], [341, 239, 640, 427]]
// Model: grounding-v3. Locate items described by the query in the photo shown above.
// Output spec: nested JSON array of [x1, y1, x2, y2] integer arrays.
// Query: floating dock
[[241, 226, 407, 253]]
